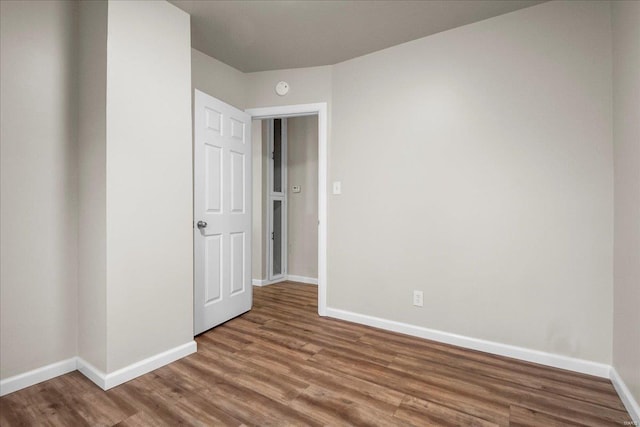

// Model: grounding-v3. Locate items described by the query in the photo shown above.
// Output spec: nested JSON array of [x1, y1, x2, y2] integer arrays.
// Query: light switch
[[292, 185, 301, 193], [333, 181, 342, 195]]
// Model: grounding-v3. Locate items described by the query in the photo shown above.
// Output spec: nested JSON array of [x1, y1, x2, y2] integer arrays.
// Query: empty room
[[1, 0, 638, 425]]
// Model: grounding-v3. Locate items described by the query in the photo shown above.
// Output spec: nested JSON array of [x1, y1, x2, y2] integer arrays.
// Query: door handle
[[197, 220, 207, 229]]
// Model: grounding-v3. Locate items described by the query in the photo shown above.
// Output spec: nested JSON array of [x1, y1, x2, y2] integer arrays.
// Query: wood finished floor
[[0, 282, 632, 426]]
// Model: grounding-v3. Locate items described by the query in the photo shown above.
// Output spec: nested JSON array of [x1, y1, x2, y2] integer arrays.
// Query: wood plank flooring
[[1, 282, 632, 426]]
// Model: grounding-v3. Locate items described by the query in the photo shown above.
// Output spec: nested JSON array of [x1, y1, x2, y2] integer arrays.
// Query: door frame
[[245, 103, 328, 317]]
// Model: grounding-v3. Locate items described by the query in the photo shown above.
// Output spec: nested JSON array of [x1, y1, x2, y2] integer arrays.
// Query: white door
[[194, 90, 252, 335]]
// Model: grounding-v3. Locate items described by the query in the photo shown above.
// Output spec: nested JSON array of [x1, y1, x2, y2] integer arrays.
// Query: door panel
[[230, 232, 245, 295], [205, 145, 222, 213], [230, 151, 245, 213], [194, 90, 252, 335], [205, 107, 222, 131], [205, 234, 222, 304], [230, 118, 245, 141]]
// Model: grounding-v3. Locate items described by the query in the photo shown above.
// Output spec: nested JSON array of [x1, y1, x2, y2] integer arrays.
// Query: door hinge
[[271, 232, 274, 240], [272, 151, 274, 160]]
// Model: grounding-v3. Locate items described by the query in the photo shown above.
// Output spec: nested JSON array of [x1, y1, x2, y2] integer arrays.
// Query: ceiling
[[170, 0, 546, 73]]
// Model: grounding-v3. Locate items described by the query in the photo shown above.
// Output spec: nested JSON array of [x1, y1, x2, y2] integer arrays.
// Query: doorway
[[260, 116, 321, 286], [246, 104, 328, 316]]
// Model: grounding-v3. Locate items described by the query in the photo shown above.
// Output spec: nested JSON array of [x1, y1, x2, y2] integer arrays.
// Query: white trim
[[252, 277, 288, 287], [76, 357, 106, 389], [246, 103, 328, 316], [253, 275, 317, 286], [286, 275, 318, 285], [611, 367, 640, 424], [0, 358, 76, 396], [326, 307, 611, 378], [78, 341, 197, 390], [2, 341, 198, 395], [104, 341, 196, 389]]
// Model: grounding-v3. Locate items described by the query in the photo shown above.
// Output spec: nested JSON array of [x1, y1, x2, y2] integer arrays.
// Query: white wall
[[2, 0, 193, 387], [245, 65, 332, 108], [329, 0, 613, 363], [612, 0, 640, 405], [77, 0, 108, 373], [192, 48, 246, 110], [0, 0, 78, 379], [105, 0, 193, 372], [287, 116, 319, 279]]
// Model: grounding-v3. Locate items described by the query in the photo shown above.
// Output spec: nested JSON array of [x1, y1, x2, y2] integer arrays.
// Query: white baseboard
[[325, 307, 611, 378], [286, 275, 318, 285], [0, 357, 77, 396], [4, 341, 198, 395], [104, 341, 196, 389], [253, 275, 318, 287], [610, 367, 640, 424], [76, 357, 106, 389], [78, 341, 197, 390], [252, 277, 286, 287]]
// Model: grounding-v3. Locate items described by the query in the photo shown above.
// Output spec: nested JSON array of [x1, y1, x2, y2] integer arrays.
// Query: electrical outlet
[[413, 290, 423, 307]]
